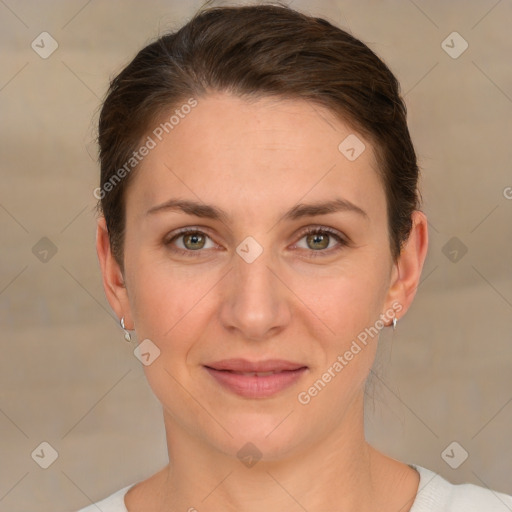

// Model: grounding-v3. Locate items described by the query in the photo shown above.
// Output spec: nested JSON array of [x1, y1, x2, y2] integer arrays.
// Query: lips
[[204, 359, 308, 398], [205, 358, 306, 373]]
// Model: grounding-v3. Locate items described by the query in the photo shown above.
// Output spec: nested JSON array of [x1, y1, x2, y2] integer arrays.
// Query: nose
[[218, 246, 291, 342]]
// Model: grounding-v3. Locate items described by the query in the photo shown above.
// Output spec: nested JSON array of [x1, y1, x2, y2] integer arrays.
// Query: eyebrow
[[145, 197, 369, 223]]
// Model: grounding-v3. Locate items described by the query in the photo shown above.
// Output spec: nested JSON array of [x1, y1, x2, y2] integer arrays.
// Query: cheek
[[293, 272, 385, 411], [126, 251, 191, 342], [127, 260, 201, 405], [290, 260, 387, 341]]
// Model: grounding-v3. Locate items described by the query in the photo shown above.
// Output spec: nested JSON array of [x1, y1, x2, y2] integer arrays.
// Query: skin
[[96, 92, 428, 512]]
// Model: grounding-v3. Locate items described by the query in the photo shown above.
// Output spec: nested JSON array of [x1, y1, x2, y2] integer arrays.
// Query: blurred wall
[[0, 1, 511, 510]]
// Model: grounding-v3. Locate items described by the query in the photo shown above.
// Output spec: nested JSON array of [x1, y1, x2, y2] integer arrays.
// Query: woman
[[80, 3, 512, 511]]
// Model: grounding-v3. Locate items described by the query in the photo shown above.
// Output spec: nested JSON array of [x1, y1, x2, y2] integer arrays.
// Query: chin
[[208, 410, 309, 461]]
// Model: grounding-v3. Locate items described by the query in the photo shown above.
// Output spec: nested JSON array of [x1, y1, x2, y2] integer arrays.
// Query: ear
[[96, 216, 133, 329], [383, 210, 429, 323]]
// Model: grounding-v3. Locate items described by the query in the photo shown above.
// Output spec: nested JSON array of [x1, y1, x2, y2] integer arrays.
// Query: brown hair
[[96, 2, 422, 273]]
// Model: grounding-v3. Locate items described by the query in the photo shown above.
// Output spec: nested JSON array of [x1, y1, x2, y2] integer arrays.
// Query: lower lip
[[204, 367, 308, 398]]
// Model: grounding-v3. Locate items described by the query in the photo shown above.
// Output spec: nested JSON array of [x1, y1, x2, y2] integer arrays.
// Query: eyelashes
[[165, 225, 348, 259], [292, 226, 347, 257]]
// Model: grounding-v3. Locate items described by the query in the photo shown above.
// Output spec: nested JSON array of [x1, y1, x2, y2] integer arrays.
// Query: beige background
[[1, 0, 511, 511]]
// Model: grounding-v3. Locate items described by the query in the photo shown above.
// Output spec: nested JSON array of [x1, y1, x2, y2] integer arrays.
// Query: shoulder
[[75, 483, 135, 512], [410, 464, 512, 512]]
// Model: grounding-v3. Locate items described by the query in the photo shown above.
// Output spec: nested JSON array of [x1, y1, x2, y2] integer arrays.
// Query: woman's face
[[105, 93, 413, 459]]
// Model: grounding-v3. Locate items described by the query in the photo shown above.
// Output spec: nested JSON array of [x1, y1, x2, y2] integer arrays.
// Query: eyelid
[[165, 226, 218, 250], [294, 225, 347, 242], [165, 226, 211, 242], [291, 225, 348, 254]]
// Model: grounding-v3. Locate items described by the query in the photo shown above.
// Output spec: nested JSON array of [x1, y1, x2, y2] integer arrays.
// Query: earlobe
[[95, 216, 131, 324], [384, 210, 429, 321]]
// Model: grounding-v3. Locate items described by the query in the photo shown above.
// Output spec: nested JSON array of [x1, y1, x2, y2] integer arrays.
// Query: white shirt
[[76, 464, 512, 511]]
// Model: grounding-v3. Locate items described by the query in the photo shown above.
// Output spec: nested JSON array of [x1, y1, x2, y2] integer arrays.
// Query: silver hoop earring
[[120, 317, 132, 342], [392, 315, 398, 330]]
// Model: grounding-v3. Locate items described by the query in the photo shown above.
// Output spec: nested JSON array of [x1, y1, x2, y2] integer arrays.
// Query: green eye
[[295, 227, 347, 256], [181, 232, 207, 250], [165, 229, 216, 257], [165, 226, 347, 258]]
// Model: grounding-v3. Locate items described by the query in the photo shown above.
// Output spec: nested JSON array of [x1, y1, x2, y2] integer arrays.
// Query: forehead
[[127, 93, 385, 223]]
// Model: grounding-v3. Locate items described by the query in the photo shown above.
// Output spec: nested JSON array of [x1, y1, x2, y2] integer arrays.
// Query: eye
[[294, 226, 347, 257], [165, 228, 217, 257], [165, 226, 348, 258]]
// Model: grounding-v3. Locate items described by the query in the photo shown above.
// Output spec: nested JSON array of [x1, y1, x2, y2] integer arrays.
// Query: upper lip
[[205, 358, 307, 372]]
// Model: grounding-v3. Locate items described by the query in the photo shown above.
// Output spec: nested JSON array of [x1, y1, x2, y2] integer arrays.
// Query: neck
[[156, 394, 384, 512]]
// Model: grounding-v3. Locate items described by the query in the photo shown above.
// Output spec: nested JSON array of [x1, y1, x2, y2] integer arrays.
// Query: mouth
[[204, 359, 308, 398], [215, 370, 286, 377]]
